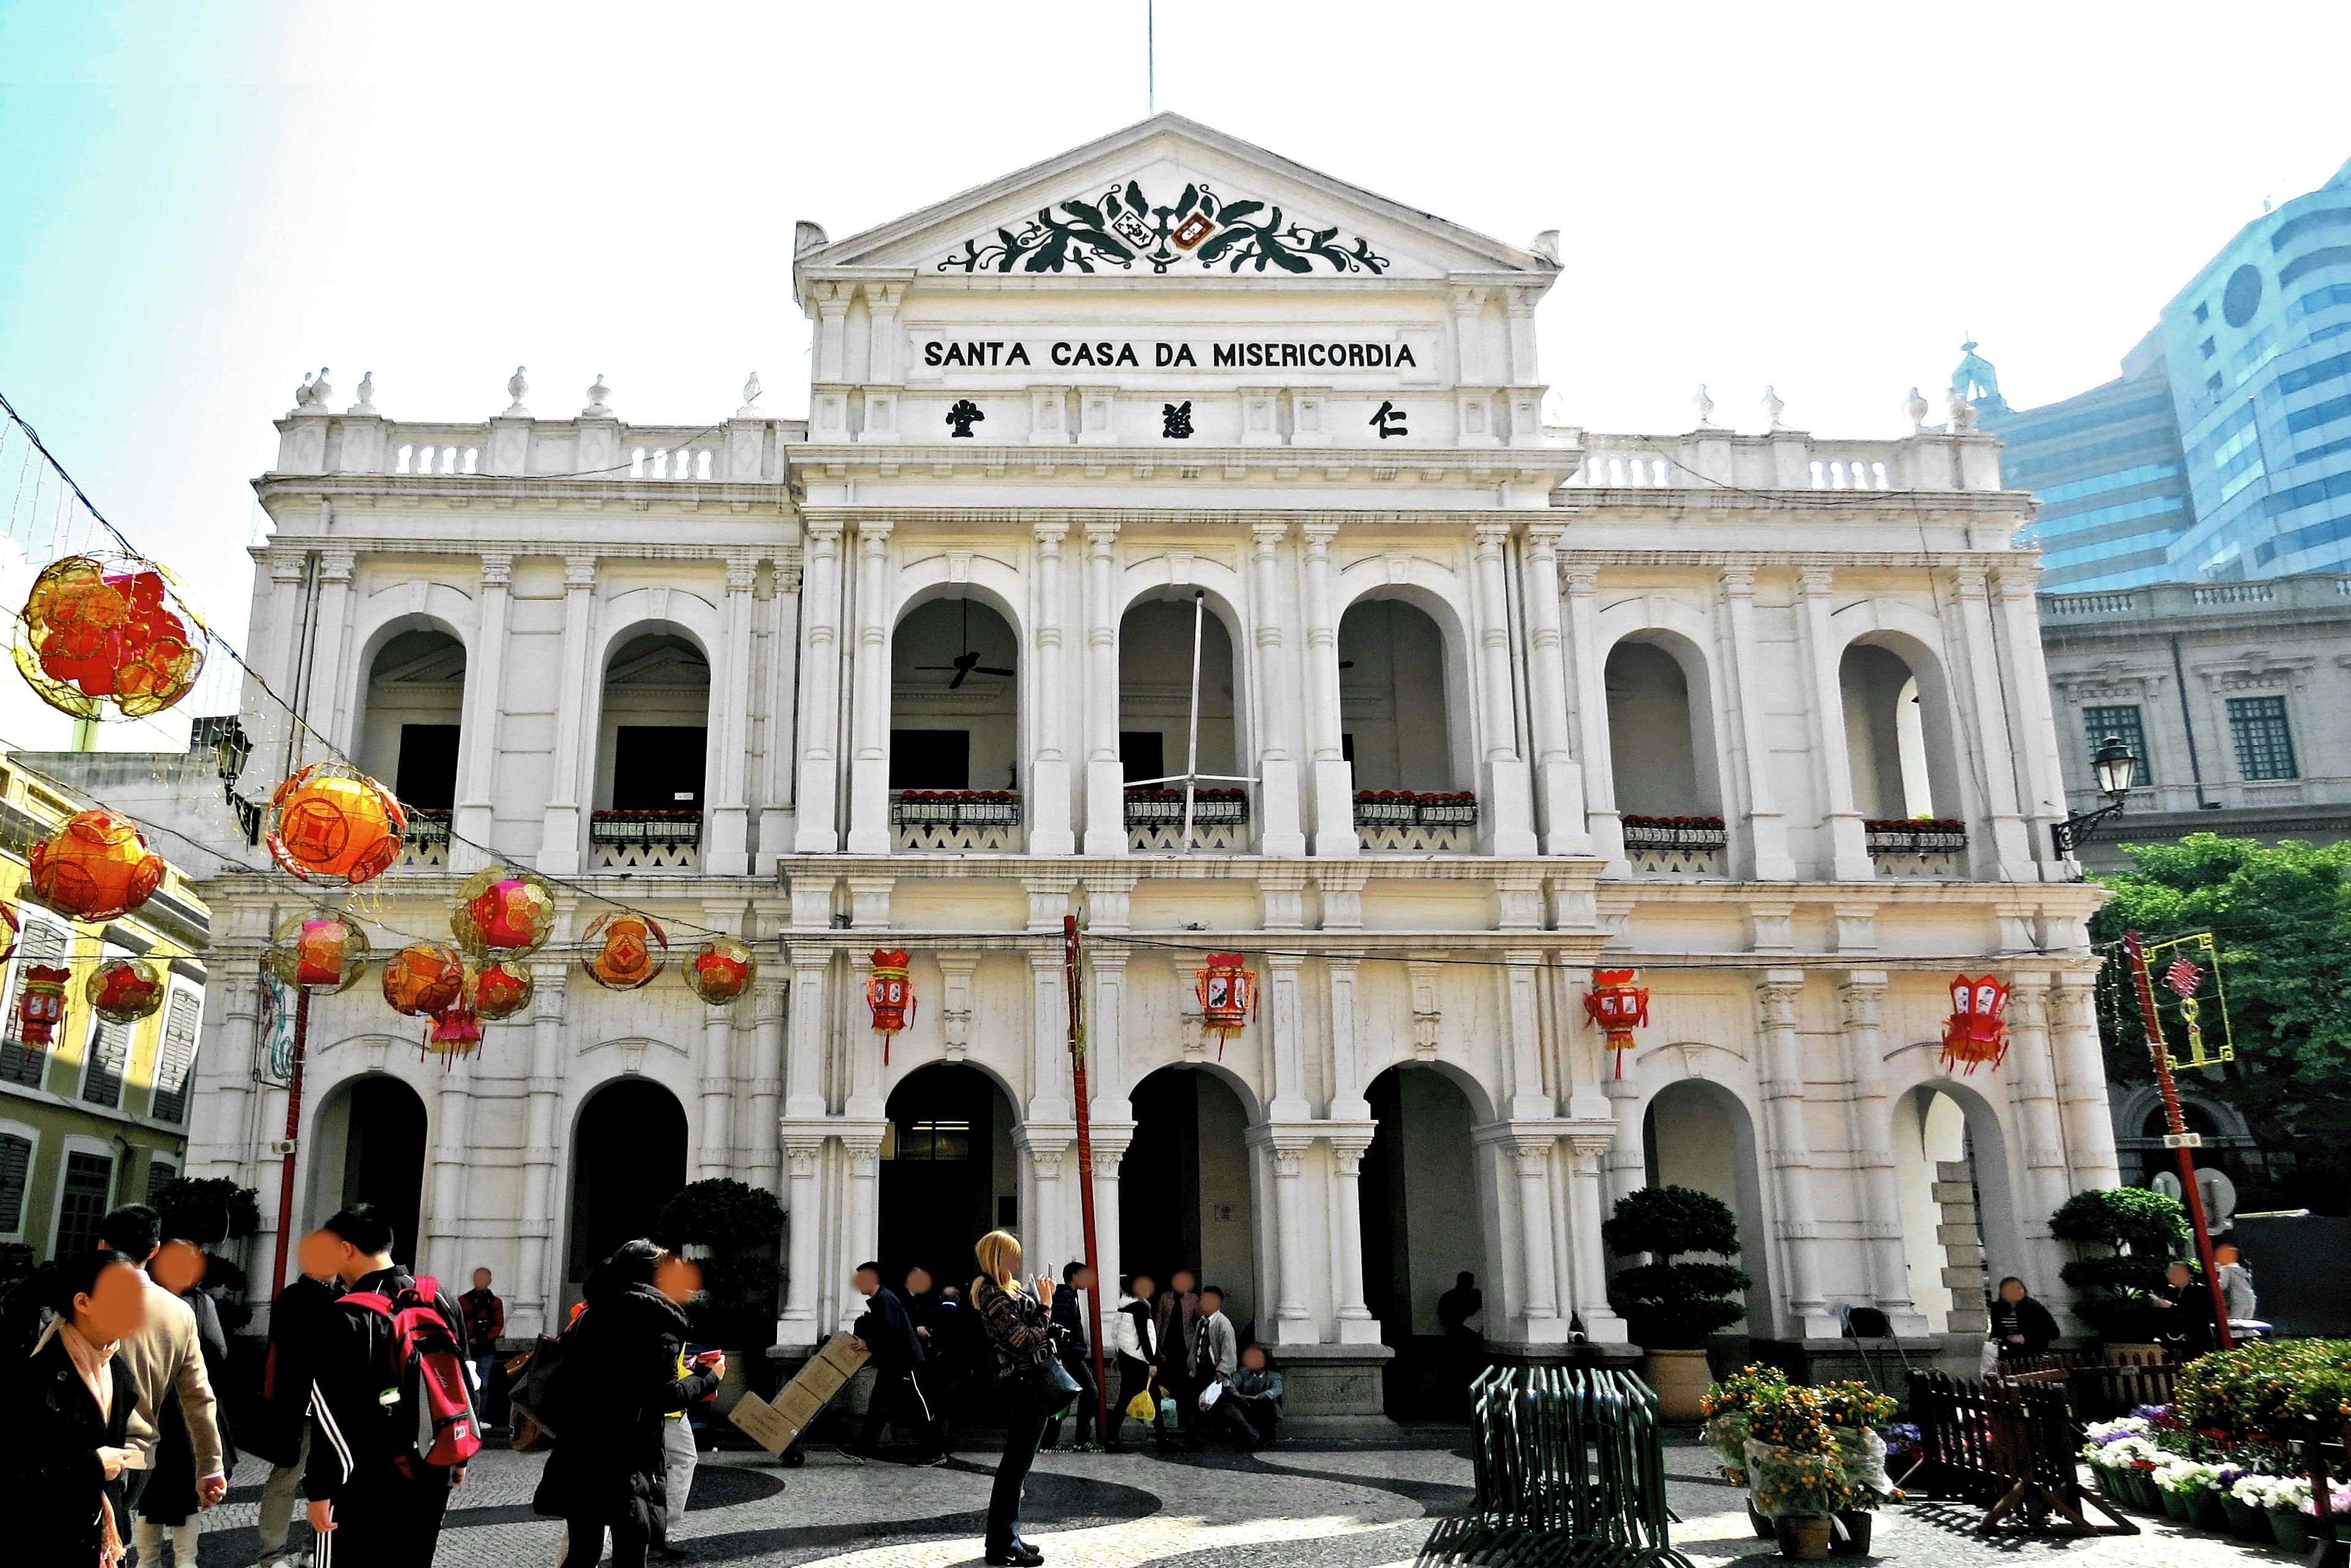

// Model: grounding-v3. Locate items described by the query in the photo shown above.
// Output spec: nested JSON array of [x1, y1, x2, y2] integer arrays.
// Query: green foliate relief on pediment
[[937, 179, 1391, 277]]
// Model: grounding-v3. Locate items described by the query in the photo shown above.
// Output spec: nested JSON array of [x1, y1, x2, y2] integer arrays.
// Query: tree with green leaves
[[2090, 835, 2351, 1212], [2051, 1185, 2189, 1337], [1603, 1185, 1752, 1349], [653, 1179, 784, 1348]]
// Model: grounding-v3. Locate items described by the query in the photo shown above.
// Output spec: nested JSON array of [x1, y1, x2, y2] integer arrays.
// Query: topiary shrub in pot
[[1605, 1184, 1751, 1419], [2051, 1187, 2188, 1345], [152, 1176, 262, 1332], [653, 1178, 786, 1394]]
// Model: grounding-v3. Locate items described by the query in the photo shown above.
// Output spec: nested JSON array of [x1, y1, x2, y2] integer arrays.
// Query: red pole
[[268, 986, 311, 1299], [2122, 931, 2233, 1350], [1064, 915, 1109, 1423]]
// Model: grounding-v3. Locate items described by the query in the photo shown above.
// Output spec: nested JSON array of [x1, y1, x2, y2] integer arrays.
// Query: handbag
[[1014, 1348, 1081, 1416]]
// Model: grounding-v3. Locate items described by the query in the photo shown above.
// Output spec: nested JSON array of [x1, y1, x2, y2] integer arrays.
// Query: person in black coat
[[0, 1249, 144, 1566], [2150, 1260, 2220, 1356], [534, 1240, 722, 1568], [850, 1261, 944, 1461], [1987, 1277, 2061, 1361], [1041, 1262, 1099, 1450]]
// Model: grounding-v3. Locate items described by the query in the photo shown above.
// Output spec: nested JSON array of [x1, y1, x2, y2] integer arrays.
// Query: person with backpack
[[532, 1240, 722, 1568], [303, 1204, 478, 1567], [250, 1231, 343, 1568]]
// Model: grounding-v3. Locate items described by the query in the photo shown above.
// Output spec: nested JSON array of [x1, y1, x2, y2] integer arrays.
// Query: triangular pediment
[[797, 114, 1553, 290]]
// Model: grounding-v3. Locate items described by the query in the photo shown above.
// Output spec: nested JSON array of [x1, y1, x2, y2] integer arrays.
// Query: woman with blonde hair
[[971, 1230, 1067, 1567]]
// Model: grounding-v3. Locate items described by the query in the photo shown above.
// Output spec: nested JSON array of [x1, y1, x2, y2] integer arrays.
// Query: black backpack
[[503, 1330, 576, 1452]]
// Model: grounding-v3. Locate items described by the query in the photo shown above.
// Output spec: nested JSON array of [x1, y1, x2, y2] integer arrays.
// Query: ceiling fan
[[916, 599, 1016, 690]]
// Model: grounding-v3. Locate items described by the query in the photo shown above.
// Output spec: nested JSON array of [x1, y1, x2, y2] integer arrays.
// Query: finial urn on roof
[[502, 365, 530, 417], [583, 373, 613, 417]]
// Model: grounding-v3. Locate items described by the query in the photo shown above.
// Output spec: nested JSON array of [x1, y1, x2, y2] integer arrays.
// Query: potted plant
[[1813, 1381, 1898, 1555], [654, 1178, 786, 1408], [1744, 1386, 1851, 1560], [2153, 1459, 2226, 1528], [1701, 1364, 1787, 1537], [2219, 1470, 2278, 1542], [2050, 1187, 2188, 1345], [1603, 1185, 1750, 1420]]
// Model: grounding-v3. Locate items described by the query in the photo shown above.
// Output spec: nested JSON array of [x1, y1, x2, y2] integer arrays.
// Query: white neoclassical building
[[159, 117, 2114, 1417]]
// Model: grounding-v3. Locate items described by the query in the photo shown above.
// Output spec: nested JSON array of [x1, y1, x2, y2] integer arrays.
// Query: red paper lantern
[[451, 863, 557, 958], [266, 763, 406, 885], [684, 937, 756, 1004], [13, 554, 207, 719], [266, 913, 372, 993], [28, 810, 165, 922], [470, 961, 533, 1022], [424, 1000, 484, 1059], [1583, 969, 1651, 1079], [582, 912, 667, 991], [87, 957, 165, 1024], [1940, 974, 2012, 1073], [1194, 953, 1258, 1059], [383, 942, 467, 1016], [866, 949, 915, 1063], [17, 964, 68, 1046]]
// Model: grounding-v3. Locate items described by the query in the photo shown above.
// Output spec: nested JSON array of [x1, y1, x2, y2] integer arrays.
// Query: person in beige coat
[[96, 1205, 226, 1515]]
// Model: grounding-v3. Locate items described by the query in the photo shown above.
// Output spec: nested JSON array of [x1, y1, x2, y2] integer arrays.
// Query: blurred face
[[2166, 1262, 2194, 1286], [853, 1267, 881, 1296], [1130, 1275, 1155, 1302], [1199, 1289, 1223, 1314], [1241, 1346, 1267, 1371], [151, 1239, 206, 1294], [906, 1267, 933, 1296], [77, 1261, 147, 1345], [655, 1255, 702, 1305], [2215, 1246, 2239, 1266], [1070, 1266, 1095, 1291], [297, 1228, 345, 1285], [1998, 1280, 2025, 1304], [473, 1269, 492, 1289], [1171, 1271, 1195, 1296]]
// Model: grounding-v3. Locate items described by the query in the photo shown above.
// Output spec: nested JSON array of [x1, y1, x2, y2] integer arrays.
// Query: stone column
[[307, 548, 356, 749], [1837, 972, 1925, 1330], [778, 1136, 825, 1346], [1717, 566, 1794, 879], [707, 553, 759, 872], [1520, 525, 1589, 856], [1022, 1136, 1068, 1274], [793, 522, 846, 852], [1472, 523, 1538, 855], [424, 1044, 478, 1283], [1944, 568, 2034, 879], [697, 1002, 734, 1180], [1086, 946, 1128, 1124], [1561, 566, 1627, 872], [1266, 954, 1310, 1120], [1327, 955, 1369, 1120], [1796, 568, 1873, 880], [1300, 523, 1360, 856], [1087, 1135, 1130, 1302], [2050, 973, 2120, 1188], [1248, 524, 1306, 855], [1029, 522, 1074, 854], [785, 945, 828, 1119], [450, 550, 512, 873], [1566, 1134, 1630, 1343], [1329, 1135, 1381, 1343], [1757, 970, 1834, 1334], [757, 553, 803, 873], [1081, 523, 1127, 854], [516, 964, 568, 1335], [1992, 567, 2069, 878], [1270, 1139, 1318, 1343], [1509, 1135, 1568, 1340], [2003, 973, 2074, 1288], [1602, 1073, 1646, 1214], [845, 948, 884, 1120], [187, 970, 259, 1173], [538, 554, 599, 872], [747, 972, 787, 1191], [840, 1133, 883, 1330], [259, 552, 311, 727], [1502, 951, 1550, 1122], [846, 519, 895, 855]]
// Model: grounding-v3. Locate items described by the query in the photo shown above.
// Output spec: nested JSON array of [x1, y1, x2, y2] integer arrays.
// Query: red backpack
[[340, 1275, 482, 1471]]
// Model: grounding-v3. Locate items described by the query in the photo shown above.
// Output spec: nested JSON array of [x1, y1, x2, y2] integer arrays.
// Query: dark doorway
[[1362, 1065, 1485, 1419], [394, 724, 461, 809], [1122, 1068, 1256, 1337], [340, 1076, 428, 1267], [568, 1079, 689, 1283], [612, 727, 708, 809], [890, 729, 971, 790], [878, 1064, 1013, 1288], [1119, 732, 1165, 783]]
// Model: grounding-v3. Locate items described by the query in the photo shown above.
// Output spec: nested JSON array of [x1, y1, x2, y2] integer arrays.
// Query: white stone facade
[[180, 118, 2113, 1387]]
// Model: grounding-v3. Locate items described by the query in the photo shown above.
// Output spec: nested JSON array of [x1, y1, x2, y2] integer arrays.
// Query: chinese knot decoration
[[1940, 975, 2011, 1073], [468, 961, 533, 1022], [266, 763, 406, 885], [1194, 953, 1258, 1059], [29, 810, 165, 923], [582, 911, 667, 991], [1583, 969, 1651, 1079], [866, 950, 914, 1063], [13, 555, 206, 720], [684, 937, 756, 1004], [382, 942, 468, 1017], [265, 913, 372, 993], [451, 863, 557, 959], [424, 999, 484, 1059], [87, 957, 165, 1025], [17, 965, 69, 1046]]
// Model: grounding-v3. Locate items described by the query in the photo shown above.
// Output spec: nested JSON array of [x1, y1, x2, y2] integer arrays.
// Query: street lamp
[[2052, 734, 2140, 856]]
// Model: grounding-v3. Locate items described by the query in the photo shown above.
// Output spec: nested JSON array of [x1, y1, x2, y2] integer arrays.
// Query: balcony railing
[[591, 809, 703, 870], [1864, 817, 1967, 878], [891, 790, 1022, 852], [1621, 814, 1727, 876], [399, 808, 451, 870], [1354, 790, 1479, 852], [1126, 787, 1249, 851]]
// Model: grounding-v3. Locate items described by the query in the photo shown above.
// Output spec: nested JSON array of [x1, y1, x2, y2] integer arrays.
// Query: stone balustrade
[[1557, 428, 2007, 493]]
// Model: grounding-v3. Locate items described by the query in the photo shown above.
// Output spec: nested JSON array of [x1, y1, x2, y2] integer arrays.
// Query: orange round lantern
[[266, 763, 407, 886], [684, 936, 756, 1004], [266, 912, 372, 994], [451, 863, 557, 959], [87, 957, 165, 1025], [12, 553, 208, 720], [470, 961, 533, 1021], [382, 942, 467, 1017], [424, 1000, 484, 1058], [28, 810, 165, 922], [582, 911, 667, 991]]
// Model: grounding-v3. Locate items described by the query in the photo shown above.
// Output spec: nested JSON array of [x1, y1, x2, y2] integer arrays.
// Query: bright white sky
[[4, 0, 2349, 738]]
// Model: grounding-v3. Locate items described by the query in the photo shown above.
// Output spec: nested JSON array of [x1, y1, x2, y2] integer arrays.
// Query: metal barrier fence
[[1905, 1370, 2135, 1536], [1420, 1365, 1692, 1568]]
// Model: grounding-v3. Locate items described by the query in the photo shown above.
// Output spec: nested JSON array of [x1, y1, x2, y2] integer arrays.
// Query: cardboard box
[[726, 1332, 870, 1455]]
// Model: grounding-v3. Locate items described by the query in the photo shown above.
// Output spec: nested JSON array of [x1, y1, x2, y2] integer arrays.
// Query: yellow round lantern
[[13, 553, 208, 720], [582, 911, 667, 991], [264, 912, 372, 994], [382, 942, 467, 1017], [28, 810, 165, 923], [683, 936, 756, 1004], [470, 961, 533, 1021], [266, 763, 407, 886], [87, 957, 165, 1024], [451, 863, 557, 959]]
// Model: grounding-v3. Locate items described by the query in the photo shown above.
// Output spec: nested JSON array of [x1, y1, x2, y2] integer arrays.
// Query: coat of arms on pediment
[[937, 177, 1391, 277]]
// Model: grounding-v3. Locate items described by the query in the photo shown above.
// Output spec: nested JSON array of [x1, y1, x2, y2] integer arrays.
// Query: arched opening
[[1892, 1082, 2020, 1343], [356, 627, 465, 824], [566, 1078, 689, 1297], [1119, 593, 1244, 848], [1839, 643, 1938, 820], [1360, 1064, 1487, 1420], [1643, 1079, 1771, 1334], [308, 1074, 428, 1267], [878, 1063, 1019, 1289], [594, 629, 710, 868], [1605, 636, 1722, 818], [1122, 1067, 1257, 1338], [891, 595, 1021, 847], [1337, 597, 1463, 793]]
